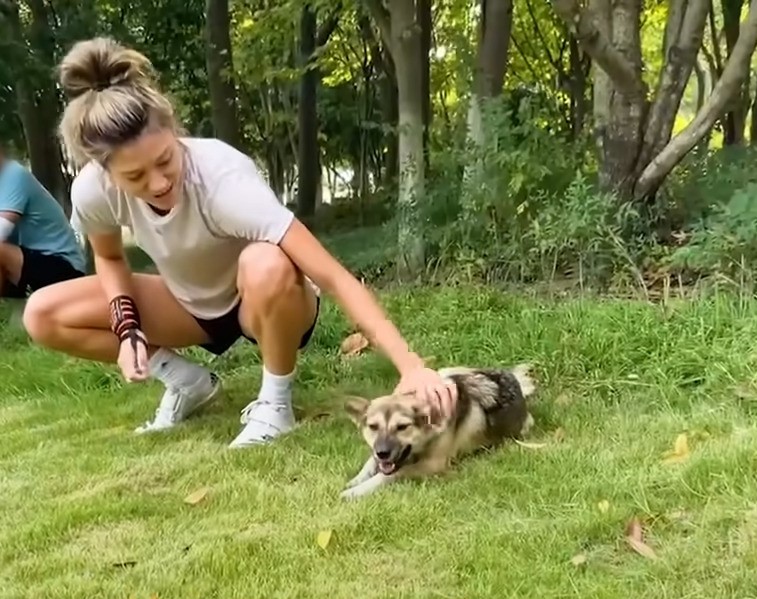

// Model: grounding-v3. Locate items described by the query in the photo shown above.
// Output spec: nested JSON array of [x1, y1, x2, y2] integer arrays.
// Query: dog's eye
[[368, 423, 379, 431], [396, 423, 409, 432]]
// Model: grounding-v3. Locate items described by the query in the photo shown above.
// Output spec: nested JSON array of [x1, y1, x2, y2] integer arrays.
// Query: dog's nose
[[374, 438, 393, 460]]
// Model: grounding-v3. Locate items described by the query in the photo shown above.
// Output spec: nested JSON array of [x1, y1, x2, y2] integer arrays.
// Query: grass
[[3, 285, 757, 597]]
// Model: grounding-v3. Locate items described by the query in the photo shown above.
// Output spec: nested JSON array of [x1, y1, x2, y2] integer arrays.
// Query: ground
[[2, 281, 757, 598]]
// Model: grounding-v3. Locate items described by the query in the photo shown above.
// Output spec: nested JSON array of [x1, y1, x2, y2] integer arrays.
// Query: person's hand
[[117, 329, 149, 382], [394, 366, 458, 423]]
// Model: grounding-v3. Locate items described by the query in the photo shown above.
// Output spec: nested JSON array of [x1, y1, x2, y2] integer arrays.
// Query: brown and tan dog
[[341, 364, 536, 500]]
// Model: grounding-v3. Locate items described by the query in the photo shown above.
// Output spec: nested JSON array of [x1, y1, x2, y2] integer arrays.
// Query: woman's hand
[[117, 330, 149, 382], [394, 366, 458, 423]]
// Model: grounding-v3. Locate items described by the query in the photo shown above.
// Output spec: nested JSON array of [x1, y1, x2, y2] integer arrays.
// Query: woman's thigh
[[24, 273, 211, 348]]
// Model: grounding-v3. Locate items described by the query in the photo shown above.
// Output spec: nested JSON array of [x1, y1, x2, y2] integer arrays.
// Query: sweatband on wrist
[[108, 295, 142, 340]]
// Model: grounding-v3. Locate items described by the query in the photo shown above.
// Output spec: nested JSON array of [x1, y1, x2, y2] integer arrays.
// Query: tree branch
[[639, 0, 709, 162], [550, 0, 648, 100], [635, 0, 757, 198], [316, 1, 342, 48], [362, 0, 391, 50]]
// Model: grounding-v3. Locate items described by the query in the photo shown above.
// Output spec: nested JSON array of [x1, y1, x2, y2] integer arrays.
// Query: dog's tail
[[511, 363, 536, 398]]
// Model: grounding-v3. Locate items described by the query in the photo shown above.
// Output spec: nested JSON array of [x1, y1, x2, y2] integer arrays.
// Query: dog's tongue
[[378, 461, 396, 475]]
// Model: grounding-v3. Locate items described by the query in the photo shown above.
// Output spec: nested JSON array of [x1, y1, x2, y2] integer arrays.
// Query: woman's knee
[[237, 243, 301, 311], [23, 287, 63, 345]]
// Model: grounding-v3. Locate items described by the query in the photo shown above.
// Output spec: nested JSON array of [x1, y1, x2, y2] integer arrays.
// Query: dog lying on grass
[[341, 363, 536, 500]]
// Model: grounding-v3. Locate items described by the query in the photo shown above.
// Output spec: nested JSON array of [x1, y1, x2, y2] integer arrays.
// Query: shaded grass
[[2, 287, 757, 597]]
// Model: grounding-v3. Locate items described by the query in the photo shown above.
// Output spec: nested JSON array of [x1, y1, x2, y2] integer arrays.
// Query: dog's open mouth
[[376, 445, 412, 475]]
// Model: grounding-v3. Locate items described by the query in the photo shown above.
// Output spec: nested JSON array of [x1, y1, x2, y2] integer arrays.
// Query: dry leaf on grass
[[184, 487, 211, 506], [555, 393, 573, 407], [553, 427, 566, 442], [624, 517, 658, 560], [340, 332, 369, 356], [514, 439, 547, 449], [661, 432, 690, 464], [570, 553, 588, 567], [597, 500, 610, 514], [316, 529, 333, 551]]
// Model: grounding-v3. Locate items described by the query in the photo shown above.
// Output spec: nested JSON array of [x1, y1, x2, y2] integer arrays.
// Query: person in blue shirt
[[0, 148, 86, 298]]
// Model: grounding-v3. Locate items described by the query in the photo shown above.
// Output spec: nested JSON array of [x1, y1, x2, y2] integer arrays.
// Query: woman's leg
[[23, 273, 223, 433], [228, 242, 318, 448]]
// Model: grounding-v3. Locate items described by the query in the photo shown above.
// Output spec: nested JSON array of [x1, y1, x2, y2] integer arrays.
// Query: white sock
[[148, 347, 211, 390], [258, 366, 294, 406]]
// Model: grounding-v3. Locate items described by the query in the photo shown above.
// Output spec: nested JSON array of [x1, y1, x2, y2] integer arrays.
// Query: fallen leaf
[[661, 432, 690, 464], [597, 500, 610, 514], [184, 487, 211, 506], [570, 553, 588, 567], [627, 536, 658, 560], [340, 332, 369, 356], [553, 427, 566, 442], [316, 529, 333, 550], [150, 594, 160, 599], [514, 439, 547, 449], [555, 393, 572, 407], [624, 517, 658, 560], [625, 516, 643, 540]]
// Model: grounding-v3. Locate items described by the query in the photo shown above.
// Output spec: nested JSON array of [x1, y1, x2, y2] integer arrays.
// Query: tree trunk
[[721, 0, 747, 145], [11, 0, 68, 212], [590, 0, 613, 189], [418, 0, 432, 167], [553, 0, 755, 201], [297, 2, 319, 218], [205, 0, 242, 149], [464, 0, 514, 191], [390, 0, 425, 279], [636, 0, 757, 197]]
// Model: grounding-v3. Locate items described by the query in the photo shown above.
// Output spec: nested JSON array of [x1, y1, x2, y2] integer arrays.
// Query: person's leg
[[0, 242, 27, 297], [228, 242, 319, 448], [23, 273, 223, 433]]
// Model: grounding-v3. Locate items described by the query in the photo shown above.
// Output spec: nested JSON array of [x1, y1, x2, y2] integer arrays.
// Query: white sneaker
[[228, 399, 295, 448], [134, 372, 222, 434]]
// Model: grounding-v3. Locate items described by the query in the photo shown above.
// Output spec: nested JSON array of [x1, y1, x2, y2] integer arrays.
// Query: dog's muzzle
[[373, 441, 412, 475]]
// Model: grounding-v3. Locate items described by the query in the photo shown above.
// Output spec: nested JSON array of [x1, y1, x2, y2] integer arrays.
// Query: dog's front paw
[[339, 486, 362, 501]]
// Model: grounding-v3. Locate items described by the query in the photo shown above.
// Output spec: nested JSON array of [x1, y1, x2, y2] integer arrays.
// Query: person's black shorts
[[193, 296, 321, 356], [3, 246, 86, 299]]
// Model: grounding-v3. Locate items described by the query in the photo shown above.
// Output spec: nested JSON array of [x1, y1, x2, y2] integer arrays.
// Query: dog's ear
[[344, 395, 370, 425]]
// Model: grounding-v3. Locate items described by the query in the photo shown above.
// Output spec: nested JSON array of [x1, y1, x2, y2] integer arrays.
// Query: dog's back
[[438, 364, 535, 455]]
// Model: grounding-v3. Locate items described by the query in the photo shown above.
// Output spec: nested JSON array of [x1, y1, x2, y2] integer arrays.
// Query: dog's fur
[[341, 363, 536, 500]]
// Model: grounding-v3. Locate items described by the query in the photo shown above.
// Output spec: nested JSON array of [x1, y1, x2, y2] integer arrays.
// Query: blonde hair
[[58, 37, 179, 168]]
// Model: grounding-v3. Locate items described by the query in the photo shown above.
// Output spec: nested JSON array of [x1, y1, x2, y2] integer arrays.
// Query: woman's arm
[[280, 220, 421, 373], [88, 229, 136, 300], [279, 219, 456, 416]]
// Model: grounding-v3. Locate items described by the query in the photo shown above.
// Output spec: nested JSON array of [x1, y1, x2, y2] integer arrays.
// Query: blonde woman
[[23, 37, 456, 448]]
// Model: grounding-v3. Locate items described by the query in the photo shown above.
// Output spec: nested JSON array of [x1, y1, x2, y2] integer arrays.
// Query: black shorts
[[3, 246, 86, 299], [193, 296, 321, 356]]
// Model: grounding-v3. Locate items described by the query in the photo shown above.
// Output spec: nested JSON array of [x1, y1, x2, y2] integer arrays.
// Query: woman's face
[[106, 127, 183, 210]]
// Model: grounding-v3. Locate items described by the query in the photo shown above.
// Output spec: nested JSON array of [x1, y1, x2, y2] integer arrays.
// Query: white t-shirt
[[70, 137, 296, 320]]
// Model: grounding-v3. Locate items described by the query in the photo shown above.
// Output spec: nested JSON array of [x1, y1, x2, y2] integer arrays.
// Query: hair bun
[[58, 37, 155, 99]]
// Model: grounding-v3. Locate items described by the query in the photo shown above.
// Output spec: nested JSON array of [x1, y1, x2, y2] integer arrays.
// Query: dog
[[340, 363, 536, 500]]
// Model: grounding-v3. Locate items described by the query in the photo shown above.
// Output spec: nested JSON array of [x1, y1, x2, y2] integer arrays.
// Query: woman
[[23, 37, 456, 448]]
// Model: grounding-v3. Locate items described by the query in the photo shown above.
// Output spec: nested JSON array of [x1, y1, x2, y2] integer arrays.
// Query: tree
[[205, 0, 242, 149], [363, 0, 426, 279], [552, 0, 757, 201]]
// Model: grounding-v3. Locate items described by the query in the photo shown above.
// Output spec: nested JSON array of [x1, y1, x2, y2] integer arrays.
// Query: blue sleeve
[[0, 164, 30, 215]]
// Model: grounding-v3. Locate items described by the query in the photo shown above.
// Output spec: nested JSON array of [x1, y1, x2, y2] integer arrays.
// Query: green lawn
[[2, 286, 757, 597]]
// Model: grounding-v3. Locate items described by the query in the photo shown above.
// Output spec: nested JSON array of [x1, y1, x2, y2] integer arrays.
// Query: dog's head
[[345, 393, 439, 475]]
